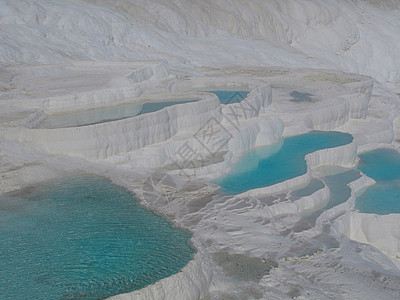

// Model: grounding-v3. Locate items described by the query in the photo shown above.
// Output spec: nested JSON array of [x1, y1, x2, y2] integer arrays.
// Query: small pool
[[356, 148, 400, 215], [213, 131, 353, 195], [37, 99, 198, 129], [303, 167, 361, 219], [321, 167, 361, 211], [0, 175, 193, 299], [205, 91, 249, 104], [290, 91, 315, 103], [290, 179, 325, 198]]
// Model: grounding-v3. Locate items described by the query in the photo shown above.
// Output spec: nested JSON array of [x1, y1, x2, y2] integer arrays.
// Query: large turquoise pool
[[356, 148, 400, 215], [213, 131, 353, 195], [37, 99, 197, 129], [0, 175, 193, 299]]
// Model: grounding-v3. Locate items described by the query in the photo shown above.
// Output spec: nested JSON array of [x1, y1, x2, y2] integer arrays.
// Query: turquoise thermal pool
[[0, 175, 194, 299], [213, 131, 353, 195], [205, 91, 249, 104], [37, 99, 197, 129], [356, 148, 400, 215]]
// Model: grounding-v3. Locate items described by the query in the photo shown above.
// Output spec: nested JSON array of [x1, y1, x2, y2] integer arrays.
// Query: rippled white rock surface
[[1, 1, 400, 299]]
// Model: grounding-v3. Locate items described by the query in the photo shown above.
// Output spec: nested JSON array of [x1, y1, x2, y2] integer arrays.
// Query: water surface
[[291, 179, 325, 198], [322, 168, 361, 210], [205, 91, 249, 104], [290, 91, 315, 103], [304, 167, 361, 219], [37, 99, 197, 128], [213, 131, 353, 195], [356, 148, 400, 214], [0, 174, 193, 299]]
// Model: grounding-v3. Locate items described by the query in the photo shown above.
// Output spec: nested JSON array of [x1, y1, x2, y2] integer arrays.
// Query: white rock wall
[[2, 83, 274, 164], [343, 213, 400, 259], [328, 172, 400, 259], [1, 96, 222, 160], [266, 183, 331, 217]]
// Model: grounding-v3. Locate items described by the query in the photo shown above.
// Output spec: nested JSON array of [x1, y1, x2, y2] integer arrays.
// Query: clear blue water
[[37, 99, 198, 129], [356, 148, 400, 214], [213, 131, 353, 195], [0, 174, 193, 299], [205, 91, 249, 104]]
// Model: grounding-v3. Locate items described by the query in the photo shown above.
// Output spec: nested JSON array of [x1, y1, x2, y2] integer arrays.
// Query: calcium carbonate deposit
[[1, 1, 400, 299]]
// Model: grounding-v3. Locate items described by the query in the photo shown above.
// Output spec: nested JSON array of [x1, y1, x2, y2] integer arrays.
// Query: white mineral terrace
[[2, 0, 400, 299], [1, 63, 400, 299]]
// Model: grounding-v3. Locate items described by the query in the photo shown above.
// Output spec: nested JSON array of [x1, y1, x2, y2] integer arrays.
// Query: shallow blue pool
[[37, 99, 198, 129], [303, 167, 361, 220], [321, 167, 361, 211], [291, 179, 325, 198], [356, 148, 400, 214], [213, 131, 353, 195], [0, 175, 193, 299], [205, 91, 249, 104]]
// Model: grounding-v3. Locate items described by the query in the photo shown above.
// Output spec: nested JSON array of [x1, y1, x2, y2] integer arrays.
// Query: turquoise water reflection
[[205, 91, 249, 104]]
